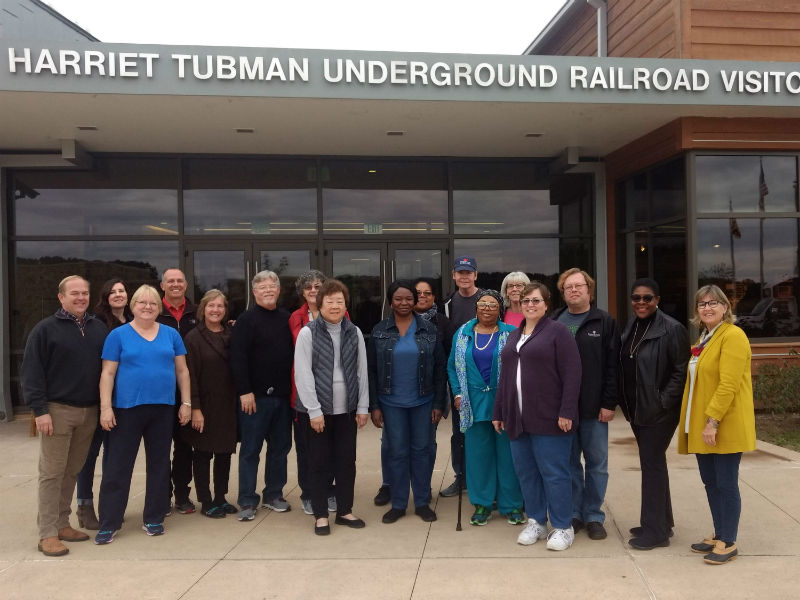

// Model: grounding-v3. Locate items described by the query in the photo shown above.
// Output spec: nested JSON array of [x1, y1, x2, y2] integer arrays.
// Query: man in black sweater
[[22, 275, 108, 556], [230, 270, 294, 520], [156, 268, 198, 514]]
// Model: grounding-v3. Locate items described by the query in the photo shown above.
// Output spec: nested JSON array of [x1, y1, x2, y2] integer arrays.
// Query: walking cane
[[456, 435, 465, 531]]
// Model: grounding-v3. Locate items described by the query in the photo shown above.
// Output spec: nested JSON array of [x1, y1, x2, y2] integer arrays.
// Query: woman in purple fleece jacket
[[493, 281, 581, 551]]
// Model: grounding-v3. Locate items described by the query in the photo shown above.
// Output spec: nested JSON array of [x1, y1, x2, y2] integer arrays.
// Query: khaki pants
[[37, 403, 97, 539]]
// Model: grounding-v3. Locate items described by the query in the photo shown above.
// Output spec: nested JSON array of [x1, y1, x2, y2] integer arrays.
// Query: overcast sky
[[44, 0, 566, 55]]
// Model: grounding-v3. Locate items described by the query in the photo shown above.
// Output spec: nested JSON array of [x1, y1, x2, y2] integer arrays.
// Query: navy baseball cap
[[453, 256, 477, 272]]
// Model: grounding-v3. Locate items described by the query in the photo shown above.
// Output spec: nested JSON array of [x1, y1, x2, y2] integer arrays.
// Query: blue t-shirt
[[472, 332, 498, 386], [379, 319, 433, 408], [102, 323, 187, 409]]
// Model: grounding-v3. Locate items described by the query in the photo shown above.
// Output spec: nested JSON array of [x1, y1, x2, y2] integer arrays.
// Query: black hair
[[630, 277, 660, 297], [387, 280, 418, 306], [412, 277, 437, 299]]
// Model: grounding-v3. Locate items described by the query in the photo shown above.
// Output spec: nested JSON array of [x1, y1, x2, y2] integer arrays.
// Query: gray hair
[[500, 271, 531, 307], [295, 269, 327, 298], [252, 270, 279, 287]]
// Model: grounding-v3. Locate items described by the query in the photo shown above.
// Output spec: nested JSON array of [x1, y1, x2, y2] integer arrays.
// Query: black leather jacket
[[618, 309, 689, 426]]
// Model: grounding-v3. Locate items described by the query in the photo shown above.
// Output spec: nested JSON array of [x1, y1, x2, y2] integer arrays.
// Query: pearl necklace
[[474, 325, 498, 351]]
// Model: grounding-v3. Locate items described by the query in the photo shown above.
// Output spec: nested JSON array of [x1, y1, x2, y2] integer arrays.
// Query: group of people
[[22, 256, 755, 565]]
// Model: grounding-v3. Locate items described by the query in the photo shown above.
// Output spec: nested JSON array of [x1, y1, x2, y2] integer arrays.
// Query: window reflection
[[696, 156, 798, 213], [454, 190, 558, 234], [697, 218, 800, 337]]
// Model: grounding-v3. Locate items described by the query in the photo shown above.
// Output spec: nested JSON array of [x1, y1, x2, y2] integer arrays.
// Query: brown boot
[[77, 503, 100, 530], [58, 526, 90, 542], [38, 536, 68, 556]]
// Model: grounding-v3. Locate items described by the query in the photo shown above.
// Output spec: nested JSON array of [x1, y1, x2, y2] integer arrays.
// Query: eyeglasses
[[697, 300, 722, 309], [254, 284, 279, 291], [563, 283, 587, 292], [134, 300, 159, 307], [476, 302, 500, 309], [303, 283, 322, 291], [506, 283, 525, 289], [630, 294, 655, 303], [415, 290, 434, 297], [521, 297, 544, 306]]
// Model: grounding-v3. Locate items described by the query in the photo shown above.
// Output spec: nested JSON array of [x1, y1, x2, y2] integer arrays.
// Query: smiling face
[[58, 278, 90, 318], [414, 281, 435, 313], [204, 297, 226, 327], [391, 286, 415, 319], [506, 281, 525, 305], [631, 285, 659, 319], [302, 279, 323, 309], [320, 291, 346, 324], [131, 290, 160, 322], [253, 278, 280, 310], [562, 272, 591, 313], [107, 282, 128, 310], [452, 269, 478, 295], [521, 288, 547, 324], [160, 269, 187, 306], [697, 294, 726, 330], [476, 294, 501, 328]]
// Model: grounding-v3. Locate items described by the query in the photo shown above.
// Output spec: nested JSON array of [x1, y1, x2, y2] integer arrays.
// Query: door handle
[[380, 259, 387, 321], [245, 259, 251, 310]]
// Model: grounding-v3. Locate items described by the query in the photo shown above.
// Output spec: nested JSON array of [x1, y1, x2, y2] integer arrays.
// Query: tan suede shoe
[[38, 536, 68, 556], [58, 526, 90, 542]]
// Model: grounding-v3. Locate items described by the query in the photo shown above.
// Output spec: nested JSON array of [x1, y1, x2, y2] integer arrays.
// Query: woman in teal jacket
[[447, 289, 524, 526]]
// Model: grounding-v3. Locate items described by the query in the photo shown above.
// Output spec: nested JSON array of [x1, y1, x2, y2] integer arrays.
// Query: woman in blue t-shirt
[[368, 281, 446, 524], [94, 284, 190, 545]]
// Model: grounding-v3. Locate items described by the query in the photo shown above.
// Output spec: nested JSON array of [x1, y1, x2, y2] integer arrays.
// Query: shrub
[[753, 361, 800, 415]]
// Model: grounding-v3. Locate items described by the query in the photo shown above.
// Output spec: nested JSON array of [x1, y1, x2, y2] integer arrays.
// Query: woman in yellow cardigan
[[678, 284, 755, 566]]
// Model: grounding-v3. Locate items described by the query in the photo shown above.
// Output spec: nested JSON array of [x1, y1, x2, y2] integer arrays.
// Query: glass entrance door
[[326, 242, 447, 334], [186, 243, 315, 319]]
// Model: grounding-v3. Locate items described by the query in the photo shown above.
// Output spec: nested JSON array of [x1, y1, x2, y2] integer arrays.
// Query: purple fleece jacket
[[493, 317, 582, 440]]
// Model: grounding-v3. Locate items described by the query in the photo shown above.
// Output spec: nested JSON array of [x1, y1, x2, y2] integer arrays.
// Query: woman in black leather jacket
[[619, 278, 689, 551]]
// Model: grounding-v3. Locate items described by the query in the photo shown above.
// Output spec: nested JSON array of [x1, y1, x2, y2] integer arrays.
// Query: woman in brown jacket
[[183, 289, 238, 518]]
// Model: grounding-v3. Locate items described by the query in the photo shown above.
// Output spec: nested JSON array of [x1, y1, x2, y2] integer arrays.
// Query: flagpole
[[759, 159, 767, 297], [729, 196, 736, 283]]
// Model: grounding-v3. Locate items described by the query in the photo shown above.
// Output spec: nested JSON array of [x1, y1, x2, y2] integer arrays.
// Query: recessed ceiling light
[[76, 125, 98, 131], [386, 131, 404, 136], [713, 244, 720, 248], [524, 132, 543, 138], [235, 128, 255, 134], [368, 169, 377, 174]]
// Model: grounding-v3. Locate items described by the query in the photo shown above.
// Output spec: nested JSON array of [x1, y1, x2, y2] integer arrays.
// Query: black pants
[[170, 403, 194, 504], [631, 410, 679, 541], [99, 404, 173, 529], [192, 450, 232, 505], [301, 411, 357, 519]]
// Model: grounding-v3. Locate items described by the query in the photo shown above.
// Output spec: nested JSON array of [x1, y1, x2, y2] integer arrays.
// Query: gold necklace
[[628, 320, 652, 358], [474, 325, 498, 351]]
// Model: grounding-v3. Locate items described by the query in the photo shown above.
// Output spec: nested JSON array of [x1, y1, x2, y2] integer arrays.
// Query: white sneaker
[[546, 526, 575, 551], [517, 518, 547, 545]]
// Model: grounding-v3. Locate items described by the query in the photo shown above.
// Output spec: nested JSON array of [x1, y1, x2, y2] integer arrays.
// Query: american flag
[[759, 161, 769, 211]]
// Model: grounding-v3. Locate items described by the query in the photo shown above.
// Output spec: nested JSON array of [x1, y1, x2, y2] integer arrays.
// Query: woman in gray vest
[[294, 279, 370, 535]]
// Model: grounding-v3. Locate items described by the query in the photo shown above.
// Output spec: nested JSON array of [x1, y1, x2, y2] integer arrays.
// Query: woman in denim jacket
[[368, 280, 447, 524]]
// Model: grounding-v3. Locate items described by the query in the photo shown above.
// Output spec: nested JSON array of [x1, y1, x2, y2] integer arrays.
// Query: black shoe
[[382, 508, 406, 524], [335, 515, 366, 529], [586, 521, 607, 540], [415, 505, 437, 522], [374, 485, 391, 506], [629, 536, 670, 550], [691, 536, 719, 553], [630, 526, 674, 538], [174, 500, 196, 514], [571, 518, 584, 534], [314, 519, 330, 536], [439, 478, 463, 498], [201, 503, 226, 519]]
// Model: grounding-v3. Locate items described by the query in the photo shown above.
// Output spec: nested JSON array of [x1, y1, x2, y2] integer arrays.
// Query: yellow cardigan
[[678, 322, 756, 455]]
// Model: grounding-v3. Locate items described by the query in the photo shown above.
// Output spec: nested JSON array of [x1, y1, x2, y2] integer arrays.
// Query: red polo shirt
[[162, 296, 186, 322]]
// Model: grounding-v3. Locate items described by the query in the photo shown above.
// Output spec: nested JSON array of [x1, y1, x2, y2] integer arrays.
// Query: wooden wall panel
[[688, 1, 800, 60], [608, 0, 679, 58], [536, 5, 597, 56]]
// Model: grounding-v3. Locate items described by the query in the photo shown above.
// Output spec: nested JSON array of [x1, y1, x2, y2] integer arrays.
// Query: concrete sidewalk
[[1, 411, 798, 600]]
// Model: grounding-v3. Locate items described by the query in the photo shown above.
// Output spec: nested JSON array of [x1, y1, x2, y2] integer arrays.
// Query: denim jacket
[[367, 314, 446, 412]]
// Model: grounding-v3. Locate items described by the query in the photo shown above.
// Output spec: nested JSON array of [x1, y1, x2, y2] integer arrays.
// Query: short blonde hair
[[690, 284, 736, 329], [197, 289, 228, 324], [557, 268, 595, 301], [58, 275, 88, 295], [130, 284, 161, 308], [500, 272, 531, 307]]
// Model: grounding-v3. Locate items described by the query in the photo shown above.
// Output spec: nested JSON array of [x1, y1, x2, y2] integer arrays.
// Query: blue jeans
[[510, 432, 574, 529], [237, 396, 291, 508], [696, 452, 742, 544], [570, 419, 609, 523], [382, 401, 433, 509], [380, 411, 438, 489]]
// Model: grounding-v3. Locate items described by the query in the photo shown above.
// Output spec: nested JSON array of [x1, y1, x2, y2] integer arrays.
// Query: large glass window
[[12, 159, 179, 235], [696, 155, 798, 213], [183, 159, 317, 235], [322, 161, 447, 234]]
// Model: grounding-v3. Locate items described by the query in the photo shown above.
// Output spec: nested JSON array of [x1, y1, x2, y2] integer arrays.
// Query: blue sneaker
[[94, 529, 116, 545], [506, 509, 526, 525], [142, 522, 164, 536]]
